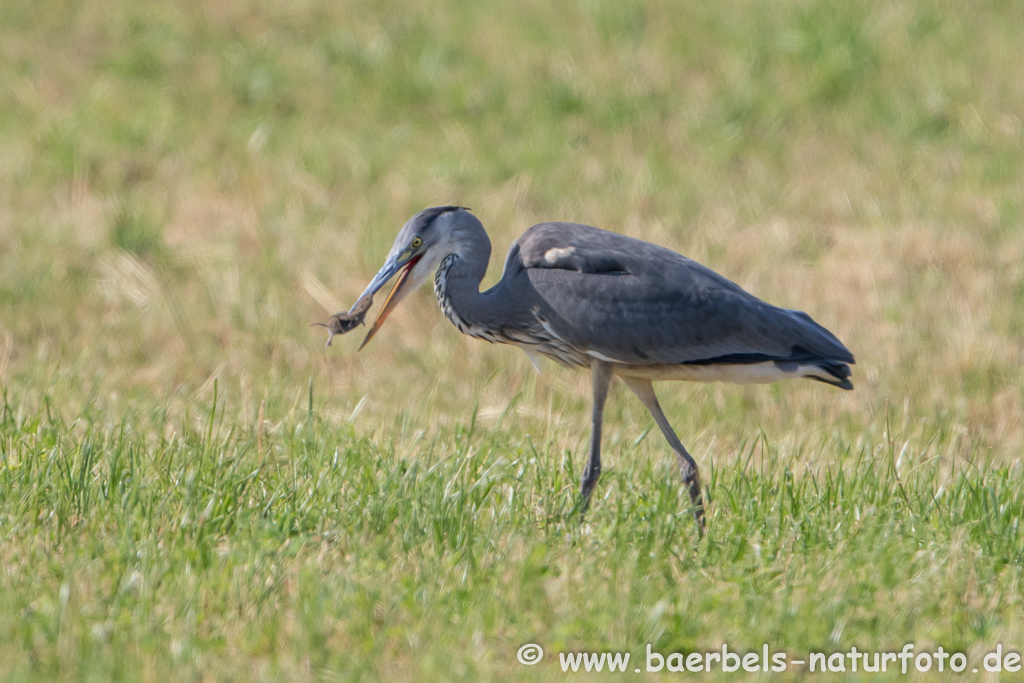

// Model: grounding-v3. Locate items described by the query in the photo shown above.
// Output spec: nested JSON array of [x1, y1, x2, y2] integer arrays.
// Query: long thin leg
[[621, 376, 705, 530], [579, 359, 614, 518]]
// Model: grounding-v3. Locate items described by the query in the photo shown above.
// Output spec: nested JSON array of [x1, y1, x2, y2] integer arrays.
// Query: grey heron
[[328, 206, 854, 528]]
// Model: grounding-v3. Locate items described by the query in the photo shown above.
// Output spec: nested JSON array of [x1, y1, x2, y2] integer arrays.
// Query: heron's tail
[[804, 358, 854, 390]]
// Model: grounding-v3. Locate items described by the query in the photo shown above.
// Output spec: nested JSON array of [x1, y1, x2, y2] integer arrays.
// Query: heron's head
[[355, 205, 475, 348]]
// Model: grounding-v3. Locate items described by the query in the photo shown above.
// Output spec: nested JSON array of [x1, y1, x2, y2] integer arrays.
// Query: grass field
[[1, 0, 1023, 680]]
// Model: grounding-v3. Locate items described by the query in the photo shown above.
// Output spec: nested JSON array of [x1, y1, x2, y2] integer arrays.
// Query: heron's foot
[[691, 500, 706, 537], [681, 463, 705, 535], [568, 495, 591, 524], [577, 464, 601, 522]]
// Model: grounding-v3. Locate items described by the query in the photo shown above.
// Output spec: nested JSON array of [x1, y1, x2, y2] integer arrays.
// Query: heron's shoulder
[[516, 221, 643, 253], [513, 222, 681, 274]]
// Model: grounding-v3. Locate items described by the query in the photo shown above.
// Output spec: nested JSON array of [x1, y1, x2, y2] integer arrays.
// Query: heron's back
[[497, 222, 854, 387]]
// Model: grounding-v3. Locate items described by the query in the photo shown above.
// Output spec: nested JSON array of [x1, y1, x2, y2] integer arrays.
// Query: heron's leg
[[579, 360, 614, 517], [621, 377, 705, 529]]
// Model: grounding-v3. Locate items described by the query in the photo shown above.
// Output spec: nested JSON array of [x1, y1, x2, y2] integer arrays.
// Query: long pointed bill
[[358, 254, 422, 350], [351, 255, 400, 313]]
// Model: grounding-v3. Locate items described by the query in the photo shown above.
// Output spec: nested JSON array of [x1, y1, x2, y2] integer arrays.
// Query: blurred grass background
[[1, 0, 1023, 680]]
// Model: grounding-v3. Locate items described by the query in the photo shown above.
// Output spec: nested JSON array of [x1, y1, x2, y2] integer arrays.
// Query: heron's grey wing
[[515, 222, 854, 366]]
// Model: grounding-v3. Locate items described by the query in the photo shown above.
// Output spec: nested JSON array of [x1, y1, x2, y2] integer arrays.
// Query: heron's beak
[[357, 254, 423, 350]]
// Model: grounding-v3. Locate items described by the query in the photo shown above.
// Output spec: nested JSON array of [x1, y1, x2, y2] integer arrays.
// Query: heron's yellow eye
[[411, 237, 423, 249]]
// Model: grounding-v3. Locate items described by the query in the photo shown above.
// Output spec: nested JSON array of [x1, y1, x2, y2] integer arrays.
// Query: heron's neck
[[433, 223, 495, 336]]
